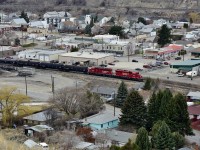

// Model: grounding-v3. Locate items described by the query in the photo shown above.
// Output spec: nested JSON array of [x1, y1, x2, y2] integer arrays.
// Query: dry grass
[[0, 133, 27, 150]]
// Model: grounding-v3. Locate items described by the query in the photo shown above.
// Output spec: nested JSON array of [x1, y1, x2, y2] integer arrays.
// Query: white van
[[186, 71, 198, 77], [39, 143, 49, 150]]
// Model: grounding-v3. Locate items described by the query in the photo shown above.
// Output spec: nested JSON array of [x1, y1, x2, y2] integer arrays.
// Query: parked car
[[99, 64, 107, 67], [135, 68, 143, 71], [164, 62, 170, 65], [132, 59, 138, 62], [143, 65, 152, 69], [108, 63, 115, 66], [178, 73, 184, 77], [5, 56, 13, 59], [175, 57, 181, 60]]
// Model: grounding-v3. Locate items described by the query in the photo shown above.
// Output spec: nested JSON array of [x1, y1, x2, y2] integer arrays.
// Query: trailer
[[186, 71, 198, 77]]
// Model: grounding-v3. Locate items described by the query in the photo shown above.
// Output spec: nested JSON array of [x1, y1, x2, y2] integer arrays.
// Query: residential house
[[187, 91, 200, 102], [139, 27, 155, 37], [43, 11, 71, 27], [93, 34, 119, 43], [97, 129, 136, 147], [81, 111, 119, 130], [11, 18, 28, 30], [24, 139, 41, 149], [24, 125, 54, 137], [85, 15, 92, 25], [91, 86, 117, 101], [0, 46, 15, 58], [58, 21, 79, 33], [23, 111, 51, 125], [98, 16, 112, 27]]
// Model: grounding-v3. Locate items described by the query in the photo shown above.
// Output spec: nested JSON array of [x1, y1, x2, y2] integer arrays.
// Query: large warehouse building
[[170, 60, 200, 74], [59, 52, 114, 66]]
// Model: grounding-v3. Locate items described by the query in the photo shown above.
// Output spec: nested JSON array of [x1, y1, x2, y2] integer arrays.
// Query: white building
[[93, 34, 119, 43], [59, 52, 114, 65], [93, 40, 136, 56], [85, 15, 92, 25], [29, 21, 49, 29], [43, 11, 71, 27], [18, 49, 66, 61]]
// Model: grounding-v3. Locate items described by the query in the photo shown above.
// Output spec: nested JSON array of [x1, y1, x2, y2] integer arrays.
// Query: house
[[43, 11, 71, 27], [0, 25, 12, 36], [91, 86, 117, 101], [23, 111, 51, 125], [24, 125, 54, 137], [58, 21, 79, 33], [75, 142, 97, 150], [24, 139, 40, 149], [93, 34, 119, 43], [81, 111, 119, 130], [187, 91, 200, 102], [11, 18, 28, 30], [97, 129, 136, 147], [0, 46, 15, 58]]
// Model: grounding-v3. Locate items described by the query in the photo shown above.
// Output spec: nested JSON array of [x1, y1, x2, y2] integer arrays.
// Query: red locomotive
[[88, 67, 143, 81]]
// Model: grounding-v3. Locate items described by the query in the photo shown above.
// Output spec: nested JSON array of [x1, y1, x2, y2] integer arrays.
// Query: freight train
[[0, 59, 143, 81]]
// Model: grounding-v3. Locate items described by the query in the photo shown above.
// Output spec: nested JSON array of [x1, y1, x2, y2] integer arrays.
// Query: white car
[[178, 73, 184, 77]]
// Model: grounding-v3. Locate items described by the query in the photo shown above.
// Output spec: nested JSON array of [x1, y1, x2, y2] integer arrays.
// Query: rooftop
[[82, 111, 118, 124], [23, 111, 51, 122], [59, 52, 114, 59], [29, 125, 54, 132], [12, 18, 27, 25], [188, 105, 200, 115], [93, 34, 119, 39], [171, 60, 200, 67], [187, 91, 200, 98], [91, 86, 117, 95], [24, 139, 38, 148]]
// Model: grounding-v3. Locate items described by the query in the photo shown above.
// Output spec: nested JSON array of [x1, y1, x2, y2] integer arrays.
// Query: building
[[59, 52, 114, 65], [11, 18, 28, 30], [23, 139, 40, 149], [23, 111, 51, 125], [27, 27, 49, 36], [75, 142, 97, 150], [97, 129, 136, 147], [18, 49, 66, 61], [91, 86, 117, 101], [187, 91, 200, 102], [93, 34, 119, 43], [93, 40, 136, 56], [0, 25, 12, 36], [170, 60, 200, 74], [43, 11, 71, 27], [24, 125, 54, 137], [29, 21, 49, 28], [81, 112, 119, 130], [191, 48, 200, 57]]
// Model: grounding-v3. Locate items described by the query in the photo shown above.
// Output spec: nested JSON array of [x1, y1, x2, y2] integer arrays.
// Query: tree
[[14, 38, 20, 46], [85, 24, 92, 35], [154, 121, 175, 150], [137, 17, 147, 25], [183, 23, 189, 29], [169, 93, 193, 135], [109, 26, 124, 38], [121, 139, 139, 150], [50, 88, 81, 117], [116, 81, 128, 107], [71, 47, 79, 52], [79, 91, 104, 117], [157, 24, 171, 47], [120, 90, 147, 128], [143, 77, 152, 90], [190, 17, 193, 24], [135, 127, 151, 150], [0, 86, 29, 127], [172, 132, 185, 149], [76, 127, 95, 143], [20, 10, 29, 23], [147, 92, 158, 130]]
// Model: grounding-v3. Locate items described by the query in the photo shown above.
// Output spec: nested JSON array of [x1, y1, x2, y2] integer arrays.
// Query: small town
[[0, 4, 200, 150]]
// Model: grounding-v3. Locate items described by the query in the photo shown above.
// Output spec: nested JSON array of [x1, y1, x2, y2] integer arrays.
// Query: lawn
[[17, 105, 50, 118], [22, 43, 37, 48]]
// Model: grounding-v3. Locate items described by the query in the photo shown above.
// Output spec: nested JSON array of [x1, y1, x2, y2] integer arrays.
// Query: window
[[108, 122, 110, 126], [101, 124, 103, 128]]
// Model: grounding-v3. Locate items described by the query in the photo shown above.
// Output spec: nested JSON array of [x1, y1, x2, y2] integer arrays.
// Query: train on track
[[0, 59, 143, 81]]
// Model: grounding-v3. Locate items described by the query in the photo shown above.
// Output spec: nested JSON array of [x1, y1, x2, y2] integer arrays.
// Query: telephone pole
[[51, 75, 55, 96], [25, 76, 27, 96]]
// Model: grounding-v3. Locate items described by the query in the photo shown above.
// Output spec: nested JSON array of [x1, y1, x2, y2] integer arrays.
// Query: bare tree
[[50, 88, 83, 117], [95, 132, 110, 149]]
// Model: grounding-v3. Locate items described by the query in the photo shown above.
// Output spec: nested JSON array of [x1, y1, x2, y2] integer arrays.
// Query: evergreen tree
[[109, 26, 124, 38], [143, 77, 152, 90], [116, 81, 128, 107], [169, 93, 193, 135], [147, 92, 158, 130], [85, 25, 91, 34], [120, 90, 147, 128], [137, 17, 147, 25], [20, 10, 29, 23], [172, 132, 185, 149], [157, 24, 171, 47], [121, 139, 139, 150], [135, 127, 151, 150], [14, 38, 20, 46], [150, 120, 163, 148], [154, 121, 175, 150]]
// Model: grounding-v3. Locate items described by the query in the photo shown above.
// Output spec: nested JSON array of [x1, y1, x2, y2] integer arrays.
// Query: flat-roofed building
[[59, 52, 114, 66]]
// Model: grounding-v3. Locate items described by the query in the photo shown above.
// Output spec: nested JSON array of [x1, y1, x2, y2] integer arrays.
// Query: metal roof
[[91, 87, 117, 95], [24, 139, 39, 148], [171, 60, 200, 67], [23, 111, 51, 122], [12, 18, 27, 25], [187, 91, 200, 98]]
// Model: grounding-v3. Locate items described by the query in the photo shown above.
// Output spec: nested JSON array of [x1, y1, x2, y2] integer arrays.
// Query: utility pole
[[102, 37, 104, 51], [113, 91, 116, 116], [51, 75, 55, 96], [25, 76, 27, 96], [1, 46, 3, 58]]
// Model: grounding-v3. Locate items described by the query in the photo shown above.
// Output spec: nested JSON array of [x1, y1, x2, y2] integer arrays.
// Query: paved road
[[186, 130, 200, 145]]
